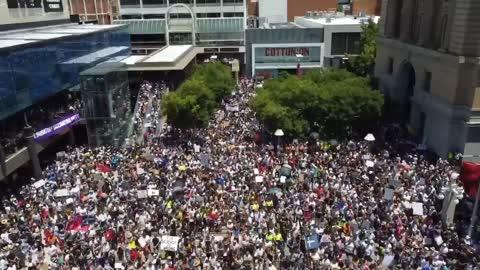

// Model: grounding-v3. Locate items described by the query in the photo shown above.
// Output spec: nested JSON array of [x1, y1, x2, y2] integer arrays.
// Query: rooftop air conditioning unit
[[313, 11, 320, 18], [306, 11, 313, 17]]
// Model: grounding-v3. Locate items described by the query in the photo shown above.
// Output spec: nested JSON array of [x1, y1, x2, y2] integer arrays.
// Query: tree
[[192, 62, 235, 102], [250, 69, 384, 138], [347, 19, 379, 77], [161, 79, 216, 129]]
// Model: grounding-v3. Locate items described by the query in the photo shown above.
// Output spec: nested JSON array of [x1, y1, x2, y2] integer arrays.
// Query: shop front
[[251, 43, 323, 77]]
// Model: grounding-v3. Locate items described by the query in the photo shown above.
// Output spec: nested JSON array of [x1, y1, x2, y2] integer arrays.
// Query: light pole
[[274, 129, 284, 155]]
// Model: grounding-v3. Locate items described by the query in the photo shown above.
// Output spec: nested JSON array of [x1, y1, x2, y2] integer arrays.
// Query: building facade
[[0, 0, 70, 28], [70, 0, 114, 24], [257, 0, 337, 24], [375, 0, 480, 159], [247, 14, 375, 77]]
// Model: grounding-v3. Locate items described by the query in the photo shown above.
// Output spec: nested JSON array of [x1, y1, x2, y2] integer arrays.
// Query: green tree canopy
[[192, 62, 235, 102], [250, 69, 384, 137], [161, 79, 216, 129], [347, 19, 379, 78]]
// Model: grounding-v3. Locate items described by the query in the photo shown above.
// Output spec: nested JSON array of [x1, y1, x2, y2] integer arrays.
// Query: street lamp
[[274, 129, 284, 155]]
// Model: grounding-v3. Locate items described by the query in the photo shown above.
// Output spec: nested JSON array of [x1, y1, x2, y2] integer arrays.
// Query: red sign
[[264, 47, 310, 57]]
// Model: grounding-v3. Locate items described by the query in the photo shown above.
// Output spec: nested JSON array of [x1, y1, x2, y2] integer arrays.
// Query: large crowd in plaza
[[0, 78, 479, 270]]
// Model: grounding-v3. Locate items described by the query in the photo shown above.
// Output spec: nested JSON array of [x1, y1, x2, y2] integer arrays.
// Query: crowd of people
[[131, 81, 168, 146], [0, 77, 479, 270]]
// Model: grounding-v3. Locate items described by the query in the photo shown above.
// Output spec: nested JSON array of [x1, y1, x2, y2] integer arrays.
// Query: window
[[143, 14, 165, 19], [120, 0, 140, 5], [387, 58, 394, 74], [330, 32, 361, 55], [223, 0, 243, 4], [223, 12, 244, 17], [196, 0, 220, 4], [143, 0, 166, 5], [196, 13, 221, 18], [423, 71, 432, 93], [121, 14, 142, 19], [169, 0, 192, 4], [439, 15, 448, 49]]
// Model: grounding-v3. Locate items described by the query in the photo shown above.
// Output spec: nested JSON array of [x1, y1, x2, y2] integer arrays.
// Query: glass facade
[[0, 26, 130, 121], [330, 32, 361, 55], [81, 63, 131, 147]]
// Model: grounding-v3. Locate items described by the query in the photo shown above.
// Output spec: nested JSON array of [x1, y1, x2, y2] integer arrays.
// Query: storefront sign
[[34, 113, 81, 142], [43, 0, 63, 12], [254, 46, 321, 64], [264, 47, 310, 57]]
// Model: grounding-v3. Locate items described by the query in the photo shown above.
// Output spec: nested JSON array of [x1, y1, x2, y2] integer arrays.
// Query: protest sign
[[255, 176, 264, 183], [384, 188, 394, 201], [137, 190, 148, 199], [280, 176, 286, 183], [381, 255, 394, 269], [33, 180, 46, 189], [148, 189, 159, 197], [412, 202, 424, 216], [54, 189, 70, 197], [160, 235, 180, 251]]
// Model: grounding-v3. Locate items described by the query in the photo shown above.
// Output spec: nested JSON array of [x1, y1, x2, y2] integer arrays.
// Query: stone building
[[375, 0, 480, 159]]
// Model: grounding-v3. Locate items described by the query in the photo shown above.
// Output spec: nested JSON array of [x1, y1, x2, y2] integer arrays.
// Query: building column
[[68, 129, 76, 147], [24, 126, 41, 178]]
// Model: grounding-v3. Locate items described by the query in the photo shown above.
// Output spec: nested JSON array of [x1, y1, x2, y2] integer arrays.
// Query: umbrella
[[178, 165, 187, 171], [364, 133, 375, 142], [329, 139, 339, 146], [268, 187, 283, 195]]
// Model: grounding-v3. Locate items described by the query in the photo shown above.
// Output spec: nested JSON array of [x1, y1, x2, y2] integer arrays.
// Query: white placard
[[253, 168, 259, 175], [33, 180, 46, 189], [114, 263, 123, 269], [137, 166, 146, 175], [255, 176, 264, 183], [138, 237, 147, 247], [402, 201, 412, 209], [160, 235, 180, 251], [54, 189, 70, 197], [362, 155, 371, 160], [148, 189, 159, 197], [137, 190, 148, 199], [365, 160, 375, 168], [384, 188, 394, 201], [434, 235, 443, 245], [320, 234, 331, 243], [381, 255, 394, 268], [280, 176, 286, 183], [66, 198, 74, 205], [412, 202, 424, 216], [193, 144, 200, 153]]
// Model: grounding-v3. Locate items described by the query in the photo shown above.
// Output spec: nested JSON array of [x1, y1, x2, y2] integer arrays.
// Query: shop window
[[197, 13, 221, 18], [143, 14, 165, 19], [331, 32, 361, 55], [224, 12, 244, 17]]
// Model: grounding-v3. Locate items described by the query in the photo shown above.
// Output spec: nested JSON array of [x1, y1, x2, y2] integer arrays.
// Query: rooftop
[[295, 14, 380, 27], [0, 24, 124, 51], [144, 45, 193, 63]]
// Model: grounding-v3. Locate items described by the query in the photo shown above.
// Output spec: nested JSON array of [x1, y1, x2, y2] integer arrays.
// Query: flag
[[305, 234, 320, 250], [460, 161, 480, 198], [44, 229, 56, 245], [66, 215, 95, 232]]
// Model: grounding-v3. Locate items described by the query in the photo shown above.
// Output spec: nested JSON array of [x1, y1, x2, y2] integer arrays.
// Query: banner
[[160, 235, 180, 251], [34, 113, 80, 142]]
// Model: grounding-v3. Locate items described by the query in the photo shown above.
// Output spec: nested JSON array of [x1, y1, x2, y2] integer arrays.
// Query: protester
[[0, 77, 479, 270]]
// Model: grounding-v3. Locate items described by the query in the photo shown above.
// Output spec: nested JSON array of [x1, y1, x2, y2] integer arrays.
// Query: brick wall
[[351, 0, 382, 16], [71, 0, 111, 23], [287, 0, 337, 22], [247, 0, 258, 16]]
